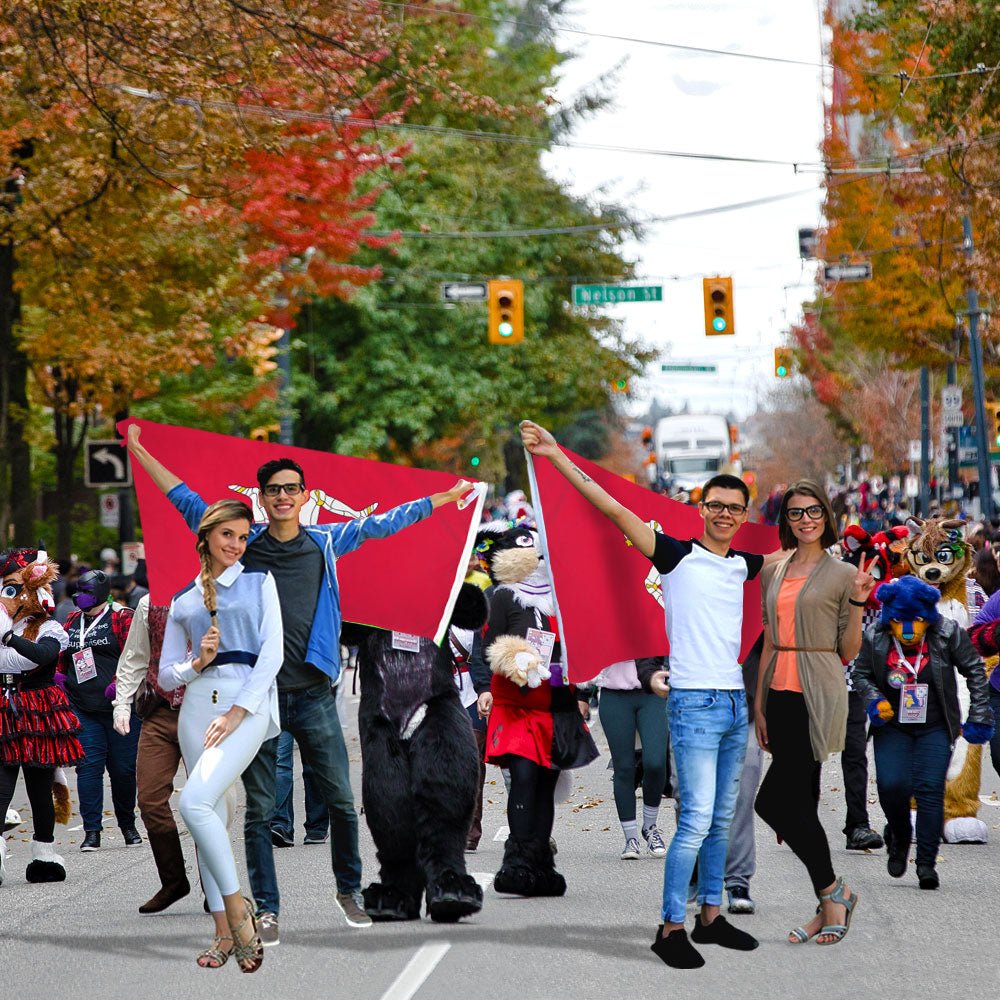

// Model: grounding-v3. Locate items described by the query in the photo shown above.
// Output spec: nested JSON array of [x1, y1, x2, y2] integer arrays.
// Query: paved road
[[4, 683, 1000, 1000]]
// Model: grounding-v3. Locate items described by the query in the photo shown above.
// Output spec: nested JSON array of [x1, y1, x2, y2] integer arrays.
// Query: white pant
[[178, 671, 268, 913]]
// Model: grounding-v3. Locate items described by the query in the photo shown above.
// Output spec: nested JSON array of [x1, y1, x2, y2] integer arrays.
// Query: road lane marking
[[470, 872, 494, 890], [67, 824, 83, 831], [493, 825, 509, 841], [380, 942, 451, 1000]]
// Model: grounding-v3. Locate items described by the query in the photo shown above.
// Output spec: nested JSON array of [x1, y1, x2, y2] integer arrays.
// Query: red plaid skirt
[[0, 682, 85, 768]]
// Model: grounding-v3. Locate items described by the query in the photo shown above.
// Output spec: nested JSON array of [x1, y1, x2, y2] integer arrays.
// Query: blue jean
[[242, 683, 361, 916], [271, 728, 330, 840], [662, 689, 747, 923], [74, 707, 141, 833], [873, 723, 952, 866]]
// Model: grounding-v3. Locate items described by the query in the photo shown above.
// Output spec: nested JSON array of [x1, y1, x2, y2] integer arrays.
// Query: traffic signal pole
[[964, 216, 993, 521], [919, 367, 930, 516]]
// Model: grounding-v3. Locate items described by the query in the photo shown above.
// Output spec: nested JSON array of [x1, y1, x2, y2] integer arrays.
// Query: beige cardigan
[[760, 552, 856, 761]]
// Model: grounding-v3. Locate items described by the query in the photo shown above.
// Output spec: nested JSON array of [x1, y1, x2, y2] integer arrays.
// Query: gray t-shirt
[[244, 528, 326, 691]]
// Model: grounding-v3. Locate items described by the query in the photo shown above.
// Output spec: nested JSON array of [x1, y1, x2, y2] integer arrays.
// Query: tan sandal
[[196, 935, 232, 969], [229, 897, 264, 973]]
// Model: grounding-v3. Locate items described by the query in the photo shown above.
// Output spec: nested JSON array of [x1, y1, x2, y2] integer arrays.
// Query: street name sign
[[823, 262, 872, 282], [441, 282, 488, 302], [573, 284, 663, 305], [661, 363, 718, 373], [85, 440, 132, 488]]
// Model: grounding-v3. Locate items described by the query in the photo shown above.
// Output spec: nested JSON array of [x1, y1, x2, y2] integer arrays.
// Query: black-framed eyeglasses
[[262, 483, 305, 497], [786, 504, 825, 521], [702, 500, 748, 516]]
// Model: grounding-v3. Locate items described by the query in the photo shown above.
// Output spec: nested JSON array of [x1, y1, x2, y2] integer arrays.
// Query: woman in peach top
[[754, 480, 875, 947]]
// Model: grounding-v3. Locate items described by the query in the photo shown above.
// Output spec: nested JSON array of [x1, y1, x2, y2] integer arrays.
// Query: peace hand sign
[[850, 556, 877, 604]]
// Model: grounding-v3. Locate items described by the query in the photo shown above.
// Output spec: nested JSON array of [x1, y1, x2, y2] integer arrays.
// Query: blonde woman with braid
[[159, 499, 283, 973]]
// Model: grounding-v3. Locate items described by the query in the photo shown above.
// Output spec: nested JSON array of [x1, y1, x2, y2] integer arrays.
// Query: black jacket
[[852, 619, 993, 742]]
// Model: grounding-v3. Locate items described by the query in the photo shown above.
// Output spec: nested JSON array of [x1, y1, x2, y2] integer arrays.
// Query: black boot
[[362, 882, 422, 921], [884, 824, 909, 879], [493, 836, 537, 896], [527, 837, 566, 897], [139, 831, 191, 913], [426, 870, 483, 923]]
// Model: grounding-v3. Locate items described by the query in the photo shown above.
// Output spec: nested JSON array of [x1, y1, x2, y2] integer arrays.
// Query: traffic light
[[798, 227, 818, 260], [774, 347, 793, 378], [610, 377, 630, 394], [249, 423, 281, 443], [470, 455, 481, 469], [488, 278, 524, 344], [703, 276, 734, 336], [986, 401, 1000, 448]]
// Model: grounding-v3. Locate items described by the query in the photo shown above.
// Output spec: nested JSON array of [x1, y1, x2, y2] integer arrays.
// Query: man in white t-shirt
[[521, 420, 772, 970]]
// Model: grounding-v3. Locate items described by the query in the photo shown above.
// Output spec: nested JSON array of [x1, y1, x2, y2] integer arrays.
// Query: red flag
[[526, 448, 778, 682], [121, 419, 485, 642]]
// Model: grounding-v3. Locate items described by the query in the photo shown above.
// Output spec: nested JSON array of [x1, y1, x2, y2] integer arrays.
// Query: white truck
[[653, 414, 735, 494]]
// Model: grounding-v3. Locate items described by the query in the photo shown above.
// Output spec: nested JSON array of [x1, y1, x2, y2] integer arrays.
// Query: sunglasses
[[702, 500, 748, 516], [786, 504, 825, 521], [262, 483, 305, 497]]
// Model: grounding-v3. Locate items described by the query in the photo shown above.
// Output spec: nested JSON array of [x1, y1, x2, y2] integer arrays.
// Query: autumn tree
[[0, 1, 467, 552]]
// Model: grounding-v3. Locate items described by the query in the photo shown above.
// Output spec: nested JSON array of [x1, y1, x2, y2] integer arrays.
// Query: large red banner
[[526, 448, 779, 682], [122, 419, 485, 642]]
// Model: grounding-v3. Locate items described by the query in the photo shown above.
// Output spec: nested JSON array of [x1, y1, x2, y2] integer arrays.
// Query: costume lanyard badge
[[526, 609, 556, 671], [72, 606, 109, 683], [889, 636, 928, 724]]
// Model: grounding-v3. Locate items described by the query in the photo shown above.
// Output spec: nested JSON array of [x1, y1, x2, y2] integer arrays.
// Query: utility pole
[[946, 356, 960, 503], [919, 366, 930, 516], [964, 216, 993, 521]]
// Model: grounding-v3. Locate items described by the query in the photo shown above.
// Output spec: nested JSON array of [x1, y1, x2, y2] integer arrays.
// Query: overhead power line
[[370, 0, 831, 70], [365, 188, 821, 239]]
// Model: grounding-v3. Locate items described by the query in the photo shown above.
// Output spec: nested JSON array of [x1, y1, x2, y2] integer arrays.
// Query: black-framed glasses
[[702, 500, 748, 516], [786, 504, 825, 521], [262, 482, 305, 497]]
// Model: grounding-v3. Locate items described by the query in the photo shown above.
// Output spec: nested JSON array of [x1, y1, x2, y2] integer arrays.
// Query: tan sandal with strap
[[196, 935, 233, 969], [229, 897, 264, 973]]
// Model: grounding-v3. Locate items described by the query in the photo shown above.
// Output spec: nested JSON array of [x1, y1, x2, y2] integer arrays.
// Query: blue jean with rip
[[661, 688, 747, 923]]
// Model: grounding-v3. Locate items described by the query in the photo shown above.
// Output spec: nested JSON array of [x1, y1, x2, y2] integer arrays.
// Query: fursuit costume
[[0, 546, 79, 885], [478, 522, 598, 897], [349, 582, 488, 923], [853, 575, 993, 887]]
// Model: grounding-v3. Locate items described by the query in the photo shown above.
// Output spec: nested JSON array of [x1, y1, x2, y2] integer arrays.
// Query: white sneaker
[[620, 837, 641, 860]]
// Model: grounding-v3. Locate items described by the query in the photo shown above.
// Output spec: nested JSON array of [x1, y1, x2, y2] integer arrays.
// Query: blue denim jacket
[[167, 482, 432, 682]]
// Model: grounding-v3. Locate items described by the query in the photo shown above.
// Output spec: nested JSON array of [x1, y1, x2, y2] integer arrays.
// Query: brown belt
[[774, 645, 836, 653]]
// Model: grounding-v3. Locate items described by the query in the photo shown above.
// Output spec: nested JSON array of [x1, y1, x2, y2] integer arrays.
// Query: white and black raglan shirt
[[649, 533, 764, 690]]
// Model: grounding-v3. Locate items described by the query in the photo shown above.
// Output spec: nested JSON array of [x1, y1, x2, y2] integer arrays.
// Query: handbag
[[133, 677, 165, 720]]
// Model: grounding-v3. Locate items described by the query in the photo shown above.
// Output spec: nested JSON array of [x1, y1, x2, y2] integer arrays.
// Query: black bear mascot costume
[[349, 582, 488, 922]]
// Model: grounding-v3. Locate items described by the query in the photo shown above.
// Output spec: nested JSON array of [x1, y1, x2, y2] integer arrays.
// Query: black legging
[[506, 756, 560, 842], [0, 764, 55, 842], [754, 690, 835, 894]]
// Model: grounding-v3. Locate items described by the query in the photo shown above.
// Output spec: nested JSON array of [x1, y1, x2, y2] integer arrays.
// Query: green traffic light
[[470, 456, 481, 467], [776, 365, 788, 377], [712, 317, 727, 332], [498, 321, 514, 338]]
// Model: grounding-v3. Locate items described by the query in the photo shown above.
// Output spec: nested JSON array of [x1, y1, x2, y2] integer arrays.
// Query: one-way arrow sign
[[85, 440, 132, 488], [823, 261, 872, 282], [441, 282, 488, 302]]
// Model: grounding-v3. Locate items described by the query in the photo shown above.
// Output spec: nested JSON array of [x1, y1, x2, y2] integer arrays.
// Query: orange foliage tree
[[0, 2, 499, 551]]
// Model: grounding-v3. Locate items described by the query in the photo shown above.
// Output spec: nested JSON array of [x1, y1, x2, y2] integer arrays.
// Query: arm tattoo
[[570, 463, 593, 484]]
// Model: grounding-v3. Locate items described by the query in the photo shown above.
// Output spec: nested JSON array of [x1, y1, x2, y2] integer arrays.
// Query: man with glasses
[[127, 428, 471, 941], [520, 420, 775, 970]]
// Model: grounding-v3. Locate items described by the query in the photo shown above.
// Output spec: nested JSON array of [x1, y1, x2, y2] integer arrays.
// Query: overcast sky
[[544, 0, 827, 420]]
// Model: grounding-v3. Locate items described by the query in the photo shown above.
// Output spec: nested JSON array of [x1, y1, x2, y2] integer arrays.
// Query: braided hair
[[195, 499, 253, 621]]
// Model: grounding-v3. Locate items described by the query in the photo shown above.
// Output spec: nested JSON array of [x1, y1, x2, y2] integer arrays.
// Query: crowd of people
[[2, 419, 1000, 974]]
